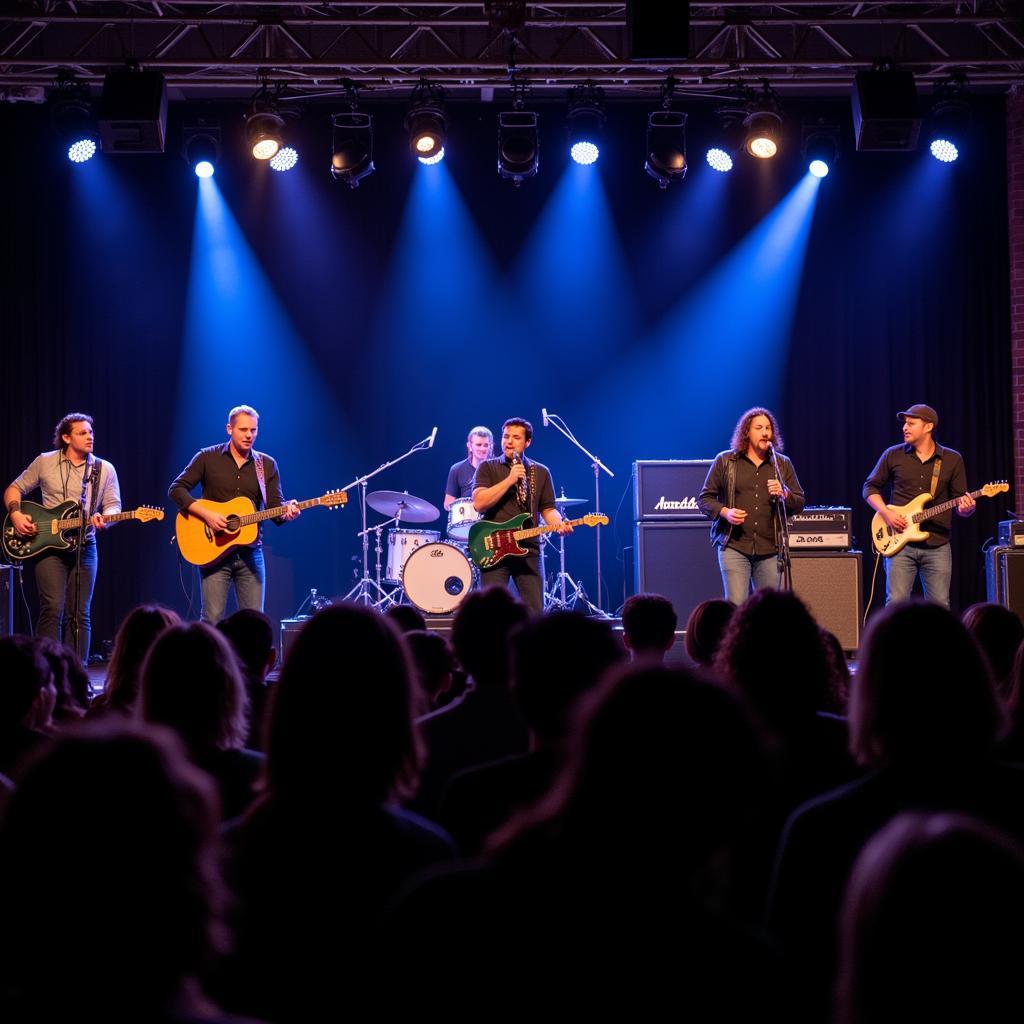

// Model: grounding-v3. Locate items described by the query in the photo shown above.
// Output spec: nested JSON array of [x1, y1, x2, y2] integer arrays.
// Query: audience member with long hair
[[225, 603, 454, 1022], [768, 600, 1022, 1019], [140, 623, 262, 821], [961, 601, 1024, 702], [0, 719, 249, 1023], [684, 598, 735, 667], [90, 604, 180, 717]]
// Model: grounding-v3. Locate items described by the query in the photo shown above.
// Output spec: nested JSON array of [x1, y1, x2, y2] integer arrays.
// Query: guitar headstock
[[981, 481, 1010, 498], [582, 514, 610, 528], [133, 506, 165, 522], [322, 490, 348, 508]]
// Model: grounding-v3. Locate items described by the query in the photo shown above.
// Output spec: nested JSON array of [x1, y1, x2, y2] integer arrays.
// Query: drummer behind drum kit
[[356, 488, 596, 615]]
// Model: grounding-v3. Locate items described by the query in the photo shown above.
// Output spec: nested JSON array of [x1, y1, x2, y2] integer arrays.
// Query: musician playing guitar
[[169, 405, 300, 624], [472, 417, 571, 614], [863, 403, 975, 609], [3, 412, 122, 663]]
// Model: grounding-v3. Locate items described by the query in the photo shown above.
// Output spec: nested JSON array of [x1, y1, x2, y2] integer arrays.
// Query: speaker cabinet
[[986, 547, 1024, 618], [634, 522, 722, 628], [633, 460, 713, 520], [790, 551, 862, 654]]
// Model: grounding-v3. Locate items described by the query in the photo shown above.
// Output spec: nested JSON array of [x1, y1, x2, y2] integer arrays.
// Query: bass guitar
[[871, 481, 1009, 557], [2, 500, 165, 561], [467, 512, 609, 569], [175, 490, 348, 567]]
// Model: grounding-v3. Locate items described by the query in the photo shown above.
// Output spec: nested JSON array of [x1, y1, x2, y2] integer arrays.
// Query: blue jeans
[[200, 546, 266, 624], [885, 543, 952, 609], [35, 542, 98, 663], [481, 551, 544, 615], [718, 545, 781, 606]]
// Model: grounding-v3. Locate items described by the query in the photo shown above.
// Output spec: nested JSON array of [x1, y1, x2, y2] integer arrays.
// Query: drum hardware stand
[[361, 512, 403, 609], [543, 533, 603, 614], [340, 428, 437, 606], [540, 410, 614, 617]]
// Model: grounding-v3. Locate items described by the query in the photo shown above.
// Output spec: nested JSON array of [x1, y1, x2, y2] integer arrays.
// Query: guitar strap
[[252, 452, 269, 509], [929, 457, 942, 499]]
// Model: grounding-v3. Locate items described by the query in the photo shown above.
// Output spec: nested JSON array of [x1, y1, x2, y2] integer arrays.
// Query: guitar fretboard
[[231, 495, 335, 527], [54, 510, 140, 530], [912, 487, 989, 524], [511, 515, 600, 540]]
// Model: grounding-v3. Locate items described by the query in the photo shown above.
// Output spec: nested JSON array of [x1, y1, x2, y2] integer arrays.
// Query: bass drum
[[385, 529, 440, 584], [402, 541, 479, 615]]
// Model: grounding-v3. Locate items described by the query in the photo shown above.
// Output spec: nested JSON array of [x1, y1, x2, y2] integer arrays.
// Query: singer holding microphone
[[698, 407, 804, 607], [4, 412, 122, 663], [471, 417, 571, 614]]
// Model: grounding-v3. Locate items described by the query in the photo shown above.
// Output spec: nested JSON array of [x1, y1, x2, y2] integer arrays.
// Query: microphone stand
[[68, 454, 94, 664], [542, 410, 613, 615], [768, 445, 793, 592], [341, 428, 437, 606]]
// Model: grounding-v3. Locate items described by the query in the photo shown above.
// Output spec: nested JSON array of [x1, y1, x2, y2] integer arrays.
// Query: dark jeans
[[200, 546, 266, 624], [35, 542, 98, 663], [481, 550, 544, 614]]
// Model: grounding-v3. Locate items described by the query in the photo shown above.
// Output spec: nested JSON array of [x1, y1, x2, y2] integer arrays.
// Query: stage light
[[802, 122, 840, 178], [498, 110, 539, 186], [50, 75, 97, 163], [406, 82, 447, 163], [928, 75, 970, 164], [567, 83, 605, 166], [269, 146, 298, 172], [705, 105, 746, 173], [183, 121, 220, 178], [744, 85, 783, 159], [645, 110, 687, 188], [331, 110, 374, 187], [245, 84, 291, 161]]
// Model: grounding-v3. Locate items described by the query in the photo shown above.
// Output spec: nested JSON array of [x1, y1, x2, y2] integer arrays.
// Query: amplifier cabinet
[[634, 522, 723, 628], [633, 460, 713, 521], [986, 547, 1024, 618], [0, 564, 16, 638], [790, 551, 863, 654]]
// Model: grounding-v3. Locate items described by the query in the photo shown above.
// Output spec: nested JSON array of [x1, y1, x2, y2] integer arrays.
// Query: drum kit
[[346, 487, 595, 615]]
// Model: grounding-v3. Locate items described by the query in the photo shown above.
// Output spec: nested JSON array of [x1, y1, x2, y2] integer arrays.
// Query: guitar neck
[[235, 496, 327, 527], [513, 515, 594, 540], [56, 510, 137, 529], [913, 487, 987, 523]]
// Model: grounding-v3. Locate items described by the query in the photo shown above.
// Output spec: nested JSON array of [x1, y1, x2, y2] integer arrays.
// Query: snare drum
[[402, 541, 479, 615], [447, 497, 482, 541], [385, 529, 440, 584]]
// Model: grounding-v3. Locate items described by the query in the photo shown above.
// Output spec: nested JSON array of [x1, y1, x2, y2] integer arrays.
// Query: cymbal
[[366, 490, 440, 524], [554, 496, 588, 508]]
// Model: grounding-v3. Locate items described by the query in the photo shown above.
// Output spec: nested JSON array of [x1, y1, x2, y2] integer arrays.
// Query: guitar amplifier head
[[998, 520, 1024, 549], [633, 460, 712, 520]]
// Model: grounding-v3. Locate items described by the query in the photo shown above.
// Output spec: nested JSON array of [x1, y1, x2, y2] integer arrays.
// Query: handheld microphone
[[428, 426, 437, 448], [511, 451, 528, 506], [542, 408, 549, 428]]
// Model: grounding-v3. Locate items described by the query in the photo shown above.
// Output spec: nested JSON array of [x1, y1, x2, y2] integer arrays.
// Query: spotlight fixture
[[497, 80, 539, 186], [744, 84, 783, 159], [269, 146, 299, 172], [331, 112, 374, 187], [705, 105, 746, 173], [246, 85, 286, 161], [802, 121, 840, 179], [183, 120, 221, 178], [644, 80, 687, 188], [928, 75, 970, 163], [406, 81, 447, 164], [567, 83, 605, 165], [50, 74, 97, 163]]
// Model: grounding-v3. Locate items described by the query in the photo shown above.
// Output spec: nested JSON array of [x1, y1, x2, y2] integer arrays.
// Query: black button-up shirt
[[472, 456, 556, 552], [862, 442, 968, 547], [169, 443, 286, 542]]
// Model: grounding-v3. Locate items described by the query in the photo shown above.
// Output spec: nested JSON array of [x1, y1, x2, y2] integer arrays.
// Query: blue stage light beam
[[174, 175, 348, 482], [576, 173, 823, 455]]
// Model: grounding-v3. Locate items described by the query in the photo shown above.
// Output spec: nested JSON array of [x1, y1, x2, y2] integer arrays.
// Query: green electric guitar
[[467, 512, 609, 569], [2, 499, 165, 560]]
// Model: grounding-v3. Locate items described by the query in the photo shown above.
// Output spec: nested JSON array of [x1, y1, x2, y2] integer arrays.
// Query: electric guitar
[[871, 481, 1009, 557], [2, 500, 165, 560], [175, 490, 348, 567], [467, 512, 609, 569]]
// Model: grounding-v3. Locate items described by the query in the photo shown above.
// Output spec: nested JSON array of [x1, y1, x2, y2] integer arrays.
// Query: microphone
[[511, 451, 528, 506], [428, 426, 437, 449], [542, 408, 549, 428]]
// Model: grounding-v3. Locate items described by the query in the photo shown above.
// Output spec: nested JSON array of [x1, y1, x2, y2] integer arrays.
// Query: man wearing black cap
[[863, 403, 975, 608]]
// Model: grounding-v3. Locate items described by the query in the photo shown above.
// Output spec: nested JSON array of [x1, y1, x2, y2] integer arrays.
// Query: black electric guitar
[[2, 500, 165, 560]]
